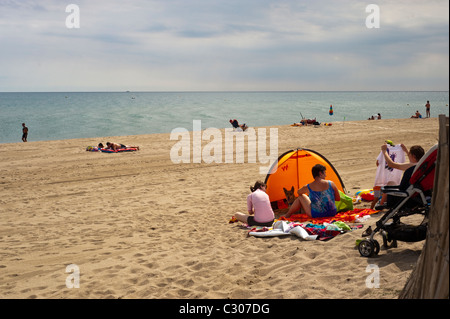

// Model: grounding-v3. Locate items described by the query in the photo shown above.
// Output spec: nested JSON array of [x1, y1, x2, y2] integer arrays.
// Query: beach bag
[[335, 191, 353, 213]]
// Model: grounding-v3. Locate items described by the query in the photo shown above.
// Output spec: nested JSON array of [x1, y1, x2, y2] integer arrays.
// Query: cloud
[[0, 0, 448, 91]]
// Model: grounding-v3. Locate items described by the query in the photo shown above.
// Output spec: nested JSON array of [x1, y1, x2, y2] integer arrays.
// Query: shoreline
[[0, 116, 442, 146], [0, 117, 442, 299]]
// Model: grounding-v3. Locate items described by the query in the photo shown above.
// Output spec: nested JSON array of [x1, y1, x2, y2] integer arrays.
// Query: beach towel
[[101, 148, 138, 153], [247, 220, 363, 241], [248, 221, 318, 240], [279, 208, 378, 224], [86, 146, 100, 152], [230, 208, 376, 240]]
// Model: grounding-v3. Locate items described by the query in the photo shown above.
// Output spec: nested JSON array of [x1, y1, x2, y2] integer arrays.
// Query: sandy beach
[[0, 117, 441, 299]]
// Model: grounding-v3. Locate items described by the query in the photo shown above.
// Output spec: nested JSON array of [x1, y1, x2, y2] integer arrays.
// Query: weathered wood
[[400, 114, 449, 299]]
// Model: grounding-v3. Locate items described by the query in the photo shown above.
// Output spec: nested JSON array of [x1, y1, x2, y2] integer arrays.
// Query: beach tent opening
[[264, 148, 346, 209]]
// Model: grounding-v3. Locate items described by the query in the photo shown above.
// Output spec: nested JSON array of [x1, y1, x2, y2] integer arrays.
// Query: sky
[[0, 0, 448, 92]]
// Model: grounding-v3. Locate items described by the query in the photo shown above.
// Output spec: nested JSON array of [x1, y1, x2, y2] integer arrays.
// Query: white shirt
[[374, 144, 406, 186]]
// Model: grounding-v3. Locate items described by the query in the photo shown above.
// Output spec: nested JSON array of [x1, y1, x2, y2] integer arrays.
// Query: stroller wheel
[[372, 239, 380, 255], [358, 239, 379, 257]]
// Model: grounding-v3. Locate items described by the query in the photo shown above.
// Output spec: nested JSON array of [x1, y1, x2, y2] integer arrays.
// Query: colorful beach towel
[[279, 208, 378, 225], [230, 208, 377, 241], [246, 220, 363, 241], [86, 146, 100, 152], [101, 148, 138, 153]]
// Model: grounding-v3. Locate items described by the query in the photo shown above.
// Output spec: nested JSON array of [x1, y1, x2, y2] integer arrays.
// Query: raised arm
[[381, 144, 411, 171]]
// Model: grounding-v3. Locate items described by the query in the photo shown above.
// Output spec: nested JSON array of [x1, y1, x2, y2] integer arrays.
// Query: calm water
[[0, 91, 448, 144]]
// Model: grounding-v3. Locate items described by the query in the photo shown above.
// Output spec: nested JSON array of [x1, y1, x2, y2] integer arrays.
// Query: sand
[[0, 117, 441, 299]]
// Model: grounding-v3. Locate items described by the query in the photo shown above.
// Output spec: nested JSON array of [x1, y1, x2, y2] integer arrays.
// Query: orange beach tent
[[264, 148, 346, 209]]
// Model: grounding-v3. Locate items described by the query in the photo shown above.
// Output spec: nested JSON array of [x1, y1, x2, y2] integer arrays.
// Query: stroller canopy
[[410, 144, 438, 192]]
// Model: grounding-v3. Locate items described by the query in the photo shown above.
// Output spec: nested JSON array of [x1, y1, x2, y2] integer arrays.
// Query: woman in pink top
[[234, 181, 275, 227]]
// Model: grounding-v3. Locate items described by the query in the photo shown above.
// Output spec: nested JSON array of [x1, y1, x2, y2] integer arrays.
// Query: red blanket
[[279, 208, 378, 225]]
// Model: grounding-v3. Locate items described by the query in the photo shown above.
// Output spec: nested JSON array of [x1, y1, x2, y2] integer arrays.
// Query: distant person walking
[[22, 123, 28, 142], [425, 100, 431, 118]]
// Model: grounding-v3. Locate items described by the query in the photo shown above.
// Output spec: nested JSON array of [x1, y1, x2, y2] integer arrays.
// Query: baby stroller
[[358, 144, 438, 257]]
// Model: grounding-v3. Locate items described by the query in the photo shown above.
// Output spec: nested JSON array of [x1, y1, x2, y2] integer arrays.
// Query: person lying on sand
[[106, 142, 140, 150]]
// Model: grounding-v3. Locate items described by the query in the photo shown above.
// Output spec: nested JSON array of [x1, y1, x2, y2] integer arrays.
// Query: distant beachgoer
[[411, 110, 422, 118], [22, 123, 28, 142], [377, 113, 381, 119], [300, 118, 318, 125], [425, 101, 430, 118], [229, 119, 248, 131]]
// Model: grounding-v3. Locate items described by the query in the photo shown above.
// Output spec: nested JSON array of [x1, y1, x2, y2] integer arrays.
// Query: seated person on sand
[[411, 110, 422, 118], [229, 119, 248, 131], [234, 181, 275, 227], [372, 143, 425, 210], [283, 164, 340, 219], [106, 142, 140, 151]]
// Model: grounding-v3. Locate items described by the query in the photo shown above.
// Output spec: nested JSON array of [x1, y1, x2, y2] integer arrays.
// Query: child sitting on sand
[[234, 181, 275, 227]]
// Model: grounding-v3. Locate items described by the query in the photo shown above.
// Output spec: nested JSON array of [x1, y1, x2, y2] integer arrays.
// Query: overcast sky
[[0, 0, 448, 92]]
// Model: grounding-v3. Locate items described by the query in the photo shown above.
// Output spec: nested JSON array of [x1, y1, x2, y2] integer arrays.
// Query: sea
[[0, 91, 448, 144]]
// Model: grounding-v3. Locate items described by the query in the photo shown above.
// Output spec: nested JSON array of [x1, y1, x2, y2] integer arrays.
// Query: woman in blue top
[[284, 164, 340, 218]]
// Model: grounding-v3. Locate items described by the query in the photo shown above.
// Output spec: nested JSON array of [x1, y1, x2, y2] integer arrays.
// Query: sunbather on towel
[[234, 181, 275, 227], [106, 142, 140, 151], [284, 164, 340, 219]]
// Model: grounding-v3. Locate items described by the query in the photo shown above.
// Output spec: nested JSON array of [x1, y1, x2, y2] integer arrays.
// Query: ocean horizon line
[[1, 90, 448, 94]]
